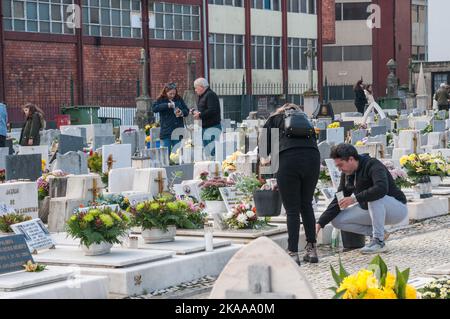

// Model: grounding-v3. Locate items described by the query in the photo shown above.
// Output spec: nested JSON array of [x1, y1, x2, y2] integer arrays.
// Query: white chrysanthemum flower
[[225, 212, 234, 220], [246, 211, 255, 218], [236, 213, 248, 225]]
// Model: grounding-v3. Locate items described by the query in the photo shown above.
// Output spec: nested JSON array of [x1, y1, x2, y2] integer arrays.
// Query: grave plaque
[[0, 235, 34, 275], [325, 159, 342, 189], [219, 187, 248, 213], [11, 219, 55, 253]]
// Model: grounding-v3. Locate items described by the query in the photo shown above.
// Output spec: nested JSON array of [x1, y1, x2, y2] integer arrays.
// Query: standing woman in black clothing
[[354, 80, 368, 114], [19, 103, 42, 146], [260, 104, 320, 265]]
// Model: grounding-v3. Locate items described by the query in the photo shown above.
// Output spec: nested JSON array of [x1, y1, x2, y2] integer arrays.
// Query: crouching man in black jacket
[[316, 144, 408, 254]]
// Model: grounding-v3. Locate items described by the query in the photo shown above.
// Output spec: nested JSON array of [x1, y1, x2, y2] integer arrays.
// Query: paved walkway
[[130, 214, 450, 299]]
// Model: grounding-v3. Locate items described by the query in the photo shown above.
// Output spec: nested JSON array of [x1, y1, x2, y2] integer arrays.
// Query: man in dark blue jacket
[[316, 144, 408, 254], [193, 78, 222, 158]]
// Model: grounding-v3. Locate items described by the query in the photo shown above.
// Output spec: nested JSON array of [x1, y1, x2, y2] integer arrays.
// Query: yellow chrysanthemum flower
[[364, 288, 386, 299], [70, 215, 77, 222], [405, 285, 417, 299], [99, 214, 114, 227], [136, 203, 145, 211], [337, 275, 359, 299], [83, 213, 95, 223], [385, 272, 396, 290], [355, 270, 379, 292], [355, 141, 365, 147], [111, 212, 122, 222], [399, 155, 409, 167], [150, 203, 160, 211]]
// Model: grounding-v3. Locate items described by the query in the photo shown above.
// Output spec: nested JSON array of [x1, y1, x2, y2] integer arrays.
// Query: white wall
[[251, 9, 282, 37], [428, 0, 450, 61], [287, 13, 317, 39], [208, 5, 245, 35]]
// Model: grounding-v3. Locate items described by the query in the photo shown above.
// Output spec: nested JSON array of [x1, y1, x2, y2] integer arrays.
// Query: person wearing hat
[[435, 83, 450, 111]]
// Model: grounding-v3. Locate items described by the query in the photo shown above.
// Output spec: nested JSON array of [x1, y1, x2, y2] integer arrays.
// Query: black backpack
[[283, 110, 315, 138]]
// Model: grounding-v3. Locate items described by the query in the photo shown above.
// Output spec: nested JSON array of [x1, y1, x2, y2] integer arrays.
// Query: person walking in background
[[354, 80, 368, 114], [19, 103, 43, 146], [193, 78, 222, 158], [260, 104, 320, 265], [364, 84, 375, 106], [0, 103, 8, 148], [152, 83, 189, 155], [435, 83, 450, 111]]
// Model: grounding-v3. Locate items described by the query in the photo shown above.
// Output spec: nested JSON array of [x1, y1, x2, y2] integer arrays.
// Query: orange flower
[[252, 207, 257, 213]]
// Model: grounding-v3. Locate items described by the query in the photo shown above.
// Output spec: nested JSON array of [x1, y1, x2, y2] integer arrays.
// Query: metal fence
[[5, 77, 355, 124]]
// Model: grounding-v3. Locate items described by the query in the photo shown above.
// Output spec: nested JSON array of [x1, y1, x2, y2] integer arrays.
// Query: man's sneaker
[[303, 242, 319, 263], [288, 251, 301, 266], [360, 238, 388, 254]]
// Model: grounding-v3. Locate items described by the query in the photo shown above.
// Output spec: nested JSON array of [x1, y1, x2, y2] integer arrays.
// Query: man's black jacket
[[317, 154, 407, 228], [197, 88, 221, 128]]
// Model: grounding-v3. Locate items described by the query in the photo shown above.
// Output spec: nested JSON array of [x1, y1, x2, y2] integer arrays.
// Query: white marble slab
[[50, 233, 231, 255], [407, 197, 449, 221], [0, 181, 39, 219], [0, 274, 109, 299], [34, 246, 174, 268], [176, 224, 287, 239], [139, 236, 231, 255], [0, 267, 73, 291]]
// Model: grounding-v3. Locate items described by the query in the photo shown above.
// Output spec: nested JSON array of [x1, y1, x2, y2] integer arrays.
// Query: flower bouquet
[[127, 195, 183, 243], [330, 255, 417, 299], [418, 277, 450, 299], [327, 122, 341, 129], [222, 151, 244, 175], [66, 206, 130, 255], [0, 169, 5, 183], [400, 153, 450, 183], [382, 160, 414, 189], [0, 213, 32, 234], [223, 202, 270, 230], [199, 174, 235, 202]]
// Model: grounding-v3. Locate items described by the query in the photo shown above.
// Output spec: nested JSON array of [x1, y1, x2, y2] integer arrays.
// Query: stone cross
[[135, 48, 152, 128], [408, 58, 414, 93], [386, 59, 398, 98], [186, 53, 197, 88], [304, 40, 317, 92], [225, 264, 295, 299], [214, 163, 220, 178], [154, 171, 166, 194], [413, 132, 418, 154], [88, 179, 102, 203], [106, 154, 116, 172]]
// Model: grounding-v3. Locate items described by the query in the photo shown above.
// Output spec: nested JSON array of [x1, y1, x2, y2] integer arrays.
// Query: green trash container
[[61, 105, 101, 125]]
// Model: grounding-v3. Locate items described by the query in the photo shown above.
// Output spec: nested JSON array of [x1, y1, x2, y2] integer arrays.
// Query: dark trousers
[[0, 135, 5, 148], [276, 148, 320, 252], [355, 103, 365, 114]]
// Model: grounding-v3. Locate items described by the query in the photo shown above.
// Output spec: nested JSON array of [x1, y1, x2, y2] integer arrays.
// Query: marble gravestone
[[53, 151, 88, 175], [48, 174, 104, 232], [164, 164, 194, 185], [5, 154, 42, 181], [107, 167, 136, 194], [40, 129, 60, 146], [0, 181, 39, 218], [18, 145, 49, 170], [317, 141, 331, 162], [121, 131, 139, 155], [209, 237, 316, 299], [125, 168, 168, 198], [58, 134, 84, 154], [370, 126, 387, 137], [351, 129, 367, 145], [93, 136, 116, 151], [326, 127, 344, 145], [101, 144, 132, 173]]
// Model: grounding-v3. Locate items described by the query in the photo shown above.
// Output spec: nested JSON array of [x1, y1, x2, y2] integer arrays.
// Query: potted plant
[[66, 206, 130, 256], [223, 201, 270, 230], [175, 199, 207, 230], [199, 173, 234, 216], [400, 153, 449, 187], [128, 195, 183, 243], [0, 213, 32, 236]]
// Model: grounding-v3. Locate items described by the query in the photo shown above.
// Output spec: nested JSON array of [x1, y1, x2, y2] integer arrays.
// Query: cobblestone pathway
[[129, 215, 450, 299]]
